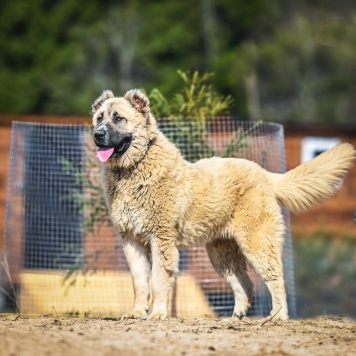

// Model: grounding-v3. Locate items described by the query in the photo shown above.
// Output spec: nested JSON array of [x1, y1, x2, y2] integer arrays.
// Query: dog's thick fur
[[92, 89, 356, 321]]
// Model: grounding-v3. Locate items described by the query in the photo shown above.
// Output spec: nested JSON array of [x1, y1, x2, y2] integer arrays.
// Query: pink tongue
[[97, 147, 115, 162]]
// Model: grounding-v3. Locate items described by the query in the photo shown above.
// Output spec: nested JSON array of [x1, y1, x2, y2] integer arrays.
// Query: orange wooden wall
[[284, 126, 356, 236]]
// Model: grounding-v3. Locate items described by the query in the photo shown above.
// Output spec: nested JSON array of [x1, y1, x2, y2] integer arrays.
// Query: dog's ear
[[92, 90, 114, 114], [124, 89, 150, 114]]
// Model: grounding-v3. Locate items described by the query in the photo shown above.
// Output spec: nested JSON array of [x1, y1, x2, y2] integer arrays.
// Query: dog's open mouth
[[97, 136, 132, 163]]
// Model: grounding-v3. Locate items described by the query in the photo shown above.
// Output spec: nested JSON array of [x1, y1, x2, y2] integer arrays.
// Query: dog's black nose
[[94, 130, 105, 140], [94, 130, 106, 145]]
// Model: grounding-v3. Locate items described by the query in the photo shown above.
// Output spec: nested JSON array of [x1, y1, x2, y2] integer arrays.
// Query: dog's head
[[91, 89, 157, 169]]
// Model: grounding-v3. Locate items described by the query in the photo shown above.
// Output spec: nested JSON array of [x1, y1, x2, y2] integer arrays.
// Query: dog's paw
[[232, 301, 251, 319], [147, 311, 168, 321], [232, 311, 246, 319], [232, 307, 248, 319], [268, 307, 289, 321], [121, 309, 148, 321], [270, 313, 289, 321]]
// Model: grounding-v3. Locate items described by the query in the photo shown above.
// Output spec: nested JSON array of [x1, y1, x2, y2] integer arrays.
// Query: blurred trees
[[0, 0, 103, 114], [0, 0, 355, 127]]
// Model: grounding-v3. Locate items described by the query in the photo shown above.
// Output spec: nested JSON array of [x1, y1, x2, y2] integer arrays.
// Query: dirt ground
[[0, 315, 355, 356]]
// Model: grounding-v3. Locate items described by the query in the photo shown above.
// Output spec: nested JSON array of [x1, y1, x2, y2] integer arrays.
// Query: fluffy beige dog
[[91, 89, 355, 321]]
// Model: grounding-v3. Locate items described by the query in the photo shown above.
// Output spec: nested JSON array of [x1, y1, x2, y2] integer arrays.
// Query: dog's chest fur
[[101, 167, 154, 241]]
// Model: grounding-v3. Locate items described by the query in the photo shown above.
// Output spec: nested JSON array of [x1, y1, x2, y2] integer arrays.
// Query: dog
[[91, 88, 356, 321]]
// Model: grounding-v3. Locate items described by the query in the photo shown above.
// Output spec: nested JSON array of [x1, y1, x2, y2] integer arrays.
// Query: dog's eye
[[113, 112, 124, 123], [97, 113, 104, 123]]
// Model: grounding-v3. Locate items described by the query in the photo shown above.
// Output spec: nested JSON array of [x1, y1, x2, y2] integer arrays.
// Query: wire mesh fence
[[0, 119, 296, 318]]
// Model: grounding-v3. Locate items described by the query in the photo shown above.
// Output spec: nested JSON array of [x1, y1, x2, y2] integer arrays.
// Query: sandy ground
[[0, 315, 355, 356]]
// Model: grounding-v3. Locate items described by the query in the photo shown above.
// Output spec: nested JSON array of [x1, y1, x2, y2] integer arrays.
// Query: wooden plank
[[0, 115, 91, 127], [19, 271, 214, 318]]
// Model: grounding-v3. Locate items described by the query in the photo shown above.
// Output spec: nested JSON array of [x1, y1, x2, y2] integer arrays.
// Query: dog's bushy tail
[[269, 143, 356, 213]]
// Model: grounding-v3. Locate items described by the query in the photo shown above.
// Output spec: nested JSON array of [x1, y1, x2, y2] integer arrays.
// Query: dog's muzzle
[[94, 127, 133, 161]]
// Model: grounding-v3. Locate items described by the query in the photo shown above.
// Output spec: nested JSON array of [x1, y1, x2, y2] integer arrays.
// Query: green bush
[[149, 70, 235, 160]]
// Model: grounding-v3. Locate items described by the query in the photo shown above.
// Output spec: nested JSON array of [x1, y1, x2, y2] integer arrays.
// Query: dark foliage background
[[1, 0, 356, 127]]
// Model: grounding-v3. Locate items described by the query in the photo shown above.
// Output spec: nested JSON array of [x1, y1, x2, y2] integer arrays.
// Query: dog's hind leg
[[241, 245, 288, 320], [121, 237, 151, 320], [234, 207, 289, 320], [206, 239, 254, 318]]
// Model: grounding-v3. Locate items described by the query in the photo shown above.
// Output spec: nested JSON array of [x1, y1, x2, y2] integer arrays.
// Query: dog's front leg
[[148, 236, 179, 320], [122, 238, 151, 320]]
